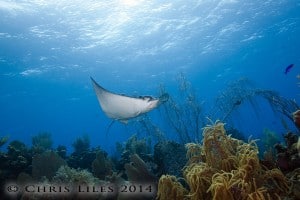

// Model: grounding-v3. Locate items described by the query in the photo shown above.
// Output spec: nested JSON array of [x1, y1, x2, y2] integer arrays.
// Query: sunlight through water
[[119, 0, 144, 7]]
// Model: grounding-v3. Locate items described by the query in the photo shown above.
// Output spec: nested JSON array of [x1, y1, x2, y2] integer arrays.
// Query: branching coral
[[133, 116, 166, 143], [159, 73, 204, 144], [212, 78, 300, 128]]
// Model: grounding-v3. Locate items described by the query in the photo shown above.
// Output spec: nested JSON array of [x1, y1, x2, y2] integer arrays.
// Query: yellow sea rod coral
[[157, 121, 293, 200], [207, 172, 235, 200], [185, 143, 203, 164], [184, 163, 216, 200], [263, 168, 291, 194], [236, 140, 261, 181], [202, 121, 238, 171], [247, 180, 271, 200], [156, 175, 188, 200]]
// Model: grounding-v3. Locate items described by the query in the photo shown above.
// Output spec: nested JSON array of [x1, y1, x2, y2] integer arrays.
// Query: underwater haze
[[1, 0, 300, 153]]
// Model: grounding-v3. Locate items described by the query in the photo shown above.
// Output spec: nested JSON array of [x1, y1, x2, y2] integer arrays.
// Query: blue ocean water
[[0, 0, 299, 154]]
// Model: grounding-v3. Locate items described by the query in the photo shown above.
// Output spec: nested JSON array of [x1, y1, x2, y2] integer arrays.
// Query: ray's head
[[141, 93, 169, 113], [145, 96, 160, 108]]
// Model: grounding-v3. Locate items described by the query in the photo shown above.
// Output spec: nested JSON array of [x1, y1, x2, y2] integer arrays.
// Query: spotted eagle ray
[[91, 77, 169, 124]]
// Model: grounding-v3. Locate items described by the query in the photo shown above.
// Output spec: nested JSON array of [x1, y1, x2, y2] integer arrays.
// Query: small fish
[[284, 64, 294, 74]]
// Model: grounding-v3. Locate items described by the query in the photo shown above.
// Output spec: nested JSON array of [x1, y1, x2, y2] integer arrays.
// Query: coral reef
[[68, 135, 97, 170], [261, 128, 280, 155], [0, 120, 298, 199], [124, 154, 156, 184], [92, 149, 113, 180], [56, 145, 67, 159], [157, 121, 297, 199], [32, 151, 67, 180], [292, 109, 300, 128], [52, 165, 99, 185], [16, 172, 33, 185], [72, 134, 90, 154], [68, 148, 97, 170], [115, 134, 154, 173], [156, 175, 188, 200], [154, 141, 187, 178], [31, 132, 53, 153], [0, 140, 33, 199], [0, 135, 9, 148], [22, 166, 108, 200], [125, 134, 152, 156], [274, 132, 300, 172], [3, 140, 32, 175], [286, 168, 300, 199], [298, 137, 300, 156]]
